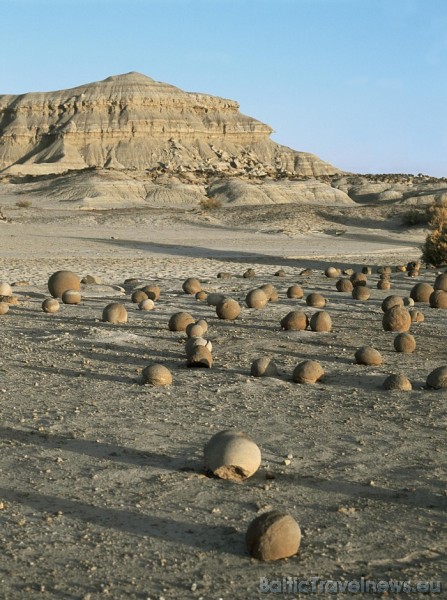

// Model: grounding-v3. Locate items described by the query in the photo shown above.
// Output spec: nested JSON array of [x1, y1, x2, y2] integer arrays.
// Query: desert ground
[[0, 202, 445, 599]]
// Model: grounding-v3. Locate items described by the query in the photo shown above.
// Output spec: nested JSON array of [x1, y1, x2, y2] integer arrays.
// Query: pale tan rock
[[246, 511, 301, 561], [204, 430, 261, 481]]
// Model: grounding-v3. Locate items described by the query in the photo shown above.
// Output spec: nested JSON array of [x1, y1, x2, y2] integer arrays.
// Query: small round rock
[[139, 299, 155, 311], [246, 511, 301, 561], [142, 364, 172, 386], [251, 357, 278, 377], [62, 289, 81, 305], [204, 430, 261, 481], [182, 277, 202, 294], [306, 293, 326, 308], [280, 311, 308, 331], [42, 298, 60, 314], [48, 270, 81, 298], [426, 366, 447, 389], [168, 311, 195, 332], [0, 282, 12, 296], [246, 289, 269, 309], [0, 302, 10, 315], [292, 360, 324, 384], [383, 373, 412, 391], [393, 333, 416, 353], [354, 346, 382, 366], [287, 284, 304, 299], [216, 298, 241, 320], [102, 303, 128, 323], [309, 311, 332, 332]]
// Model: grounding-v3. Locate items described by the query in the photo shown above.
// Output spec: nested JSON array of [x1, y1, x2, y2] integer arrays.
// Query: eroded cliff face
[[0, 72, 339, 177]]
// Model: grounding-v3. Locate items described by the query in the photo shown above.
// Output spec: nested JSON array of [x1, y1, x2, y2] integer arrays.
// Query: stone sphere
[[182, 277, 202, 294], [207, 292, 226, 306], [354, 346, 383, 366], [259, 284, 279, 302], [287, 285, 304, 299], [426, 366, 447, 389], [243, 268, 256, 278], [139, 299, 155, 311], [352, 286, 371, 301], [251, 357, 278, 377], [409, 309, 425, 323], [131, 290, 148, 304], [292, 360, 324, 384], [102, 303, 128, 323], [403, 297, 415, 307], [410, 282, 434, 303], [377, 280, 391, 291], [184, 337, 212, 357], [325, 266, 340, 278], [383, 373, 412, 391], [407, 260, 421, 272], [394, 333, 416, 353], [280, 311, 308, 331], [195, 290, 208, 302], [0, 282, 12, 296], [141, 285, 160, 301], [216, 298, 241, 320], [306, 292, 326, 308], [246, 288, 269, 309], [0, 302, 9, 315], [361, 266, 372, 275], [246, 511, 301, 561], [195, 319, 208, 334], [142, 364, 172, 386], [336, 278, 353, 292], [381, 295, 404, 313], [309, 311, 332, 332], [48, 270, 81, 298], [350, 272, 367, 285], [217, 272, 232, 279], [434, 272, 447, 291], [62, 289, 81, 305], [187, 345, 213, 368], [429, 290, 447, 308], [168, 311, 195, 332], [204, 430, 261, 481], [186, 323, 205, 338], [382, 306, 411, 332], [42, 298, 60, 314], [274, 269, 286, 277]]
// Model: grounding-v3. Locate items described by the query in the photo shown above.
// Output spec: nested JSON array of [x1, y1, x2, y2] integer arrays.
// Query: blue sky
[[1, 0, 446, 176]]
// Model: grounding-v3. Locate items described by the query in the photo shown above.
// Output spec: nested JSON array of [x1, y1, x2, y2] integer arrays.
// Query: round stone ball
[[426, 366, 447, 389], [102, 302, 127, 323], [216, 298, 241, 320], [287, 285, 304, 299], [168, 311, 195, 332], [381, 295, 404, 313], [217, 272, 232, 279], [350, 272, 367, 285], [141, 285, 160, 301], [259, 284, 279, 302], [142, 364, 172, 386], [274, 269, 286, 277], [187, 345, 213, 368], [292, 360, 324, 384], [409, 309, 425, 323], [310, 311, 332, 332], [182, 277, 202, 294], [361, 266, 372, 275], [410, 282, 434, 303], [306, 292, 326, 308], [403, 297, 415, 307], [394, 332, 416, 353], [429, 290, 447, 308], [377, 280, 391, 291], [325, 266, 340, 278], [434, 272, 447, 291], [354, 346, 383, 366], [195, 290, 208, 302], [195, 319, 208, 334], [185, 323, 204, 338], [336, 278, 353, 292], [251, 357, 278, 377], [382, 306, 411, 332], [139, 299, 155, 311], [0, 302, 9, 315], [131, 290, 148, 304], [383, 373, 412, 391], [204, 430, 261, 481], [48, 270, 81, 298], [246, 288, 269, 309], [184, 337, 212, 357], [407, 260, 421, 272], [42, 298, 60, 314], [243, 268, 256, 278], [0, 282, 12, 296], [352, 286, 371, 301], [280, 311, 308, 331], [246, 511, 301, 561], [207, 292, 226, 306], [62, 289, 81, 305]]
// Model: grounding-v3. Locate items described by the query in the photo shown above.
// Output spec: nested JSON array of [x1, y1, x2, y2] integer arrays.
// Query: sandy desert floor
[[0, 204, 445, 599]]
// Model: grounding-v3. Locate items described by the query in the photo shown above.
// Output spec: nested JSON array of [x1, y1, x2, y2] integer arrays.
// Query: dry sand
[[0, 203, 445, 599]]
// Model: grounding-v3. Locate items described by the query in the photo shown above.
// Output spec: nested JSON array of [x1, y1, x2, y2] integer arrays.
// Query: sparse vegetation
[[421, 205, 447, 266], [199, 196, 222, 210], [15, 199, 33, 208], [401, 208, 428, 227]]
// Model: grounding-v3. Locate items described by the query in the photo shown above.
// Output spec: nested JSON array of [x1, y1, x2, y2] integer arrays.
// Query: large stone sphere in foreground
[[204, 430, 261, 481], [246, 511, 301, 561], [48, 270, 80, 298]]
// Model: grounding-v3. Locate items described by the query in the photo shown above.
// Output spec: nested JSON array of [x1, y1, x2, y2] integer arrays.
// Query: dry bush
[[199, 197, 222, 210], [401, 208, 428, 227], [421, 205, 447, 266], [15, 199, 32, 208]]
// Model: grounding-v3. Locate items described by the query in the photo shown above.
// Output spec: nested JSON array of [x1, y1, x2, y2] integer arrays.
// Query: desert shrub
[[199, 197, 222, 210], [401, 208, 428, 227], [15, 199, 32, 208], [421, 206, 447, 266]]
